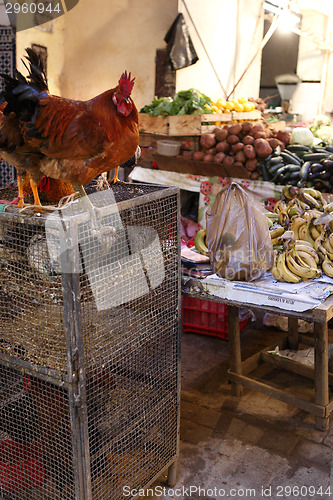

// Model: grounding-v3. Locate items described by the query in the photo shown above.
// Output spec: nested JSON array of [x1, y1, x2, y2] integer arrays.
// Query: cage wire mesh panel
[[0, 183, 180, 499], [0, 26, 16, 188]]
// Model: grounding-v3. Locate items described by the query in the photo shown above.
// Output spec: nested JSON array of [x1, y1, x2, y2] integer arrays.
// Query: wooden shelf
[[139, 111, 262, 136], [151, 154, 251, 179]]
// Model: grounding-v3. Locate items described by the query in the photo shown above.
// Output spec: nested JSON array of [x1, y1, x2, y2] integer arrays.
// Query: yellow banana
[[309, 223, 321, 241], [322, 236, 333, 254], [298, 223, 316, 246], [328, 232, 333, 249], [277, 251, 301, 283], [270, 226, 285, 239], [297, 200, 311, 211], [298, 189, 321, 210], [282, 185, 298, 200], [324, 201, 333, 213], [303, 187, 323, 200], [267, 217, 273, 229], [314, 230, 327, 254], [290, 217, 307, 240], [194, 229, 209, 256], [270, 251, 285, 282], [294, 242, 319, 263], [286, 250, 320, 280], [274, 200, 288, 214], [279, 211, 290, 228], [297, 250, 319, 269], [294, 239, 313, 248], [322, 255, 333, 278]]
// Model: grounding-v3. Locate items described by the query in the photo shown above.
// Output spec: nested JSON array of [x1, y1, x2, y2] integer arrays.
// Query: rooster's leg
[[109, 166, 120, 184], [29, 177, 42, 208], [16, 174, 25, 208]]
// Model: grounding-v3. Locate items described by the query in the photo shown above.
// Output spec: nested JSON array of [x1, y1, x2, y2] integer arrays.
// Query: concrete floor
[[147, 314, 333, 500]]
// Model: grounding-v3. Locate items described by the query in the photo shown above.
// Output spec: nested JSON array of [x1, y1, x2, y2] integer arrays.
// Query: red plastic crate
[[0, 440, 44, 492], [182, 296, 248, 340]]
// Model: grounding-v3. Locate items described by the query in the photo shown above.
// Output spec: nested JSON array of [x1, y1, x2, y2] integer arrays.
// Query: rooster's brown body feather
[[0, 48, 139, 205]]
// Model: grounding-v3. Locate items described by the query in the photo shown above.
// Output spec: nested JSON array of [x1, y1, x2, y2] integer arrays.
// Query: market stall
[[182, 273, 333, 431]]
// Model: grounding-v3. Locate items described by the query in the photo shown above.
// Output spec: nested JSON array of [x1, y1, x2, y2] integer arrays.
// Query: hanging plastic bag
[[164, 13, 199, 70], [206, 182, 273, 281]]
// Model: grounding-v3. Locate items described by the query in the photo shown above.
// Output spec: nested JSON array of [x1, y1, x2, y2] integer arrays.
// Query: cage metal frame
[[0, 184, 180, 500]]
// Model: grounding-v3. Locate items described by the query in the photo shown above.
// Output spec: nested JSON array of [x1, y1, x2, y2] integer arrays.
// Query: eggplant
[[321, 159, 333, 171], [260, 162, 270, 182], [313, 179, 330, 191], [307, 171, 321, 181], [318, 170, 331, 181], [299, 161, 311, 180], [310, 163, 325, 174]]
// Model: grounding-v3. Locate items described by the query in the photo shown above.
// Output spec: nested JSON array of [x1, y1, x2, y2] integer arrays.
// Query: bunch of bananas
[[268, 186, 333, 281]]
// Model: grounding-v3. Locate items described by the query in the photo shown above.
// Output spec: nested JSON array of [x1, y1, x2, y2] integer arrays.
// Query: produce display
[[262, 143, 333, 191], [140, 89, 213, 116], [206, 96, 256, 113], [140, 89, 266, 117], [310, 115, 333, 145], [189, 121, 288, 179], [267, 185, 333, 282]]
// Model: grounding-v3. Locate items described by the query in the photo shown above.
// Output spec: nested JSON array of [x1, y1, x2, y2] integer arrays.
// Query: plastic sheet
[[206, 182, 273, 281], [164, 13, 199, 70]]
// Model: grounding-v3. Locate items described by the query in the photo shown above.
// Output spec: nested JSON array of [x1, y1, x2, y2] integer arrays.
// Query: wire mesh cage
[[0, 183, 180, 500]]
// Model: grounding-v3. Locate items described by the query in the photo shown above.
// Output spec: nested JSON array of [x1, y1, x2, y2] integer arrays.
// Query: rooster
[[0, 48, 139, 208]]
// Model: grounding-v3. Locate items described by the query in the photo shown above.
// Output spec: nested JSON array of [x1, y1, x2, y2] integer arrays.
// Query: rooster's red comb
[[118, 71, 135, 97]]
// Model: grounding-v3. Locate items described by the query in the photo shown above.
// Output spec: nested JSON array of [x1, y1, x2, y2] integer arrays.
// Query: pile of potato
[[192, 121, 289, 179]]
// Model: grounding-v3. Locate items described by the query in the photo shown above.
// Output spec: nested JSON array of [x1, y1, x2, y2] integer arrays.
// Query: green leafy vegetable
[[140, 89, 212, 116]]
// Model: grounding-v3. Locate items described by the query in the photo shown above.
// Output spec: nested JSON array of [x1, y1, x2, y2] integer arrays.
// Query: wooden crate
[[139, 111, 262, 137]]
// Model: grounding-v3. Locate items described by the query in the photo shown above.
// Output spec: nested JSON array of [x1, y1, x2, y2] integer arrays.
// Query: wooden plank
[[240, 351, 262, 375], [325, 399, 333, 417], [227, 305, 242, 397], [182, 288, 317, 322], [152, 154, 227, 176], [298, 333, 314, 347], [232, 110, 262, 121], [288, 317, 299, 350], [314, 322, 330, 430], [312, 295, 333, 323], [152, 154, 251, 179], [227, 371, 326, 418], [139, 114, 168, 135], [139, 111, 261, 136], [260, 351, 333, 383], [168, 115, 202, 136], [200, 113, 232, 123]]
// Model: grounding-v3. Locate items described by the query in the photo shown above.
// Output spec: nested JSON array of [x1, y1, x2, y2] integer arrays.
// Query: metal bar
[[0, 351, 71, 386], [60, 214, 91, 500], [62, 269, 85, 500]]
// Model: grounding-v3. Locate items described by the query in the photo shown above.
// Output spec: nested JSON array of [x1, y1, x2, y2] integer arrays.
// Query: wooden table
[[182, 280, 333, 431]]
